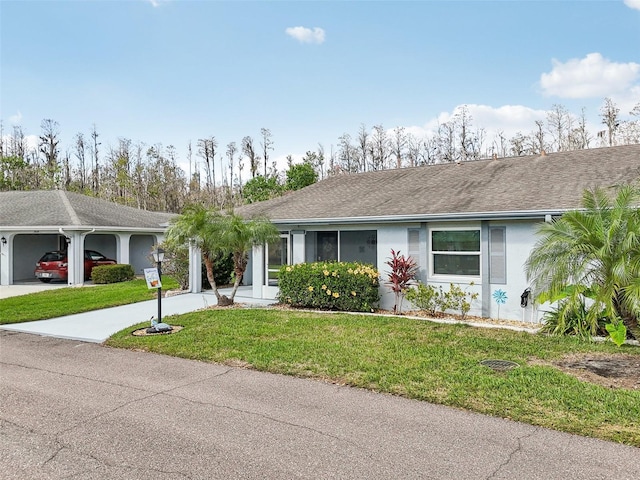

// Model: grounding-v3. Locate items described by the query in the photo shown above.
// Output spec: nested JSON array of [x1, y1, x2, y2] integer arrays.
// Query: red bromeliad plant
[[384, 249, 418, 314]]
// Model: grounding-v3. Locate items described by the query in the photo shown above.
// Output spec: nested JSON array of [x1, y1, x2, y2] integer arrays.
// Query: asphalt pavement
[[1, 331, 639, 479]]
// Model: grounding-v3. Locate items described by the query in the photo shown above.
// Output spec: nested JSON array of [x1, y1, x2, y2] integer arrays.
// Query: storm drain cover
[[480, 359, 520, 371]]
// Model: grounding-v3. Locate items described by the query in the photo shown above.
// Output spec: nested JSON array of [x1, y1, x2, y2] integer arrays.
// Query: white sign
[[144, 268, 162, 289]]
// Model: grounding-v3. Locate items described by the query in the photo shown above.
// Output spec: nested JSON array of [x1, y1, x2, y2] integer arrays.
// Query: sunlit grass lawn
[[107, 308, 640, 447], [0, 277, 179, 324]]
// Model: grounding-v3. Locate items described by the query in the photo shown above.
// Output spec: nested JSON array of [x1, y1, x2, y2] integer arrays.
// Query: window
[[305, 230, 377, 264], [266, 234, 289, 286], [431, 229, 480, 276]]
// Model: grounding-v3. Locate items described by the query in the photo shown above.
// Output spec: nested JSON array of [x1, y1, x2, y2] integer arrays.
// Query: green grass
[[0, 277, 179, 324], [106, 308, 640, 447]]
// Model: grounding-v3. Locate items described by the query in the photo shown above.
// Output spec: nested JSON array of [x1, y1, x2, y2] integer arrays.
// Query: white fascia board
[[269, 209, 570, 226], [0, 225, 168, 233]]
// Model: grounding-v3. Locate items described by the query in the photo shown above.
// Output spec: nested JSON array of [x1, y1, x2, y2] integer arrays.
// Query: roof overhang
[[0, 225, 169, 233], [267, 209, 569, 226]]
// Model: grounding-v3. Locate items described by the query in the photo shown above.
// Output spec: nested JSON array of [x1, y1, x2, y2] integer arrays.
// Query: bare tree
[[197, 136, 217, 198], [599, 97, 620, 147], [338, 133, 357, 172], [509, 132, 528, 157], [568, 108, 591, 150], [546, 104, 572, 152], [226, 141, 237, 204], [316, 143, 326, 179], [90, 124, 100, 194], [241, 136, 259, 179], [391, 126, 407, 168], [529, 120, 547, 154], [10, 125, 26, 159], [356, 124, 369, 172], [74, 133, 87, 190], [260, 128, 273, 177], [39, 119, 60, 185], [370, 124, 389, 170]]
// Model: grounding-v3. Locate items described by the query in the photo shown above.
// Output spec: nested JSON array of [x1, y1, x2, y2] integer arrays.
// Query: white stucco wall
[[248, 219, 546, 323]]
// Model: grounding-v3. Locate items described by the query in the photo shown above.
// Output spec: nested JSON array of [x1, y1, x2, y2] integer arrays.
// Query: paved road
[[1, 332, 638, 480]]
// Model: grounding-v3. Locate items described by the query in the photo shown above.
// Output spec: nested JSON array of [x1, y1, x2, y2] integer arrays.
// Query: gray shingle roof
[[0, 190, 175, 229], [237, 145, 640, 223]]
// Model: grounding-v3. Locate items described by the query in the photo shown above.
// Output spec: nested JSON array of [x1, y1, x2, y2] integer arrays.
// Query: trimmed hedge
[[92, 264, 135, 284], [277, 261, 380, 312]]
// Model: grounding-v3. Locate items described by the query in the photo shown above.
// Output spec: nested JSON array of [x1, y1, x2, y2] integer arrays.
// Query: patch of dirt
[[531, 353, 640, 390]]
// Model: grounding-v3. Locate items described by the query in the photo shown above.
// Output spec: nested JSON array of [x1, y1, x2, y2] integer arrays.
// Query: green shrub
[[444, 282, 478, 319], [155, 242, 190, 289], [92, 264, 135, 284], [540, 298, 607, 338], [277, 261, 380, 312], [405, 283, 443, 316], [202, 252, 234, 288], [406, 282, 478, 319]]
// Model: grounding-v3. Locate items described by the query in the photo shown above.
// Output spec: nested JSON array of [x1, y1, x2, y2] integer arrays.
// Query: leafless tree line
[[1, 97, 638, 212]]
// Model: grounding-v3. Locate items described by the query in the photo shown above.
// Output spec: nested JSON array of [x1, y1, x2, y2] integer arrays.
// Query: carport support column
[[188, 242, 202, 293], [0, 233, 10, 286], [252, 244, 265, 299], [67, 232, 84, 286], [118, 233, 132, 265]]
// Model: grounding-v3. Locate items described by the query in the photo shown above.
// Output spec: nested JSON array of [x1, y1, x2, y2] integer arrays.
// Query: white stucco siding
[[376, 224, 421, 311], [487, 220, 541, 323]]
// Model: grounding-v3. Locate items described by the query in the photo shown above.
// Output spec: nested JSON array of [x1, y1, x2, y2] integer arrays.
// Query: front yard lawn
[[0, 277, 179, 324], [106, 308, 640, 447]]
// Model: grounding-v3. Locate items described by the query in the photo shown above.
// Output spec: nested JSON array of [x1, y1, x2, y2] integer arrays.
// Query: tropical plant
[[166, 206, 279, 305], [165, 204, 228, 303], [216, 212, 280, 302], [525, 184, 640, 339], [384, 249, 418, 314]]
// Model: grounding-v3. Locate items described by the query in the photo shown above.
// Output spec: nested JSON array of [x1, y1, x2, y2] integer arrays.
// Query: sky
[[2, 0, 640, 177]]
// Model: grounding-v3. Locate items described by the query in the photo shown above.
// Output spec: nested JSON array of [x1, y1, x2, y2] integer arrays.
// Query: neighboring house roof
[[237, 144, 640, 224], [0, 190, 175, 229]]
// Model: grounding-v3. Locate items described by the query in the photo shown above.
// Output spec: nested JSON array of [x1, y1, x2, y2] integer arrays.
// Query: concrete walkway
[[0, 287, 275, 343]]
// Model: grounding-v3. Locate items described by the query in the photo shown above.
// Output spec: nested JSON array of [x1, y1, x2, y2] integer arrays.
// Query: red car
[[35, 250, 117, 283]]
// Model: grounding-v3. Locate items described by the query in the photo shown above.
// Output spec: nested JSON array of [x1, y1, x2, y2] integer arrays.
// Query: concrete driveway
[[1, 332, 638, 480]]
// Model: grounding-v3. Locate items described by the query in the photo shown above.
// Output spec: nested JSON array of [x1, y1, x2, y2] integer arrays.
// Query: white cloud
[[146, 0, 168, 7], [540, 53, 640, 99], [285, 26, 326, 45], [9, 111, 22, 125], [624, 0, 640, 10]]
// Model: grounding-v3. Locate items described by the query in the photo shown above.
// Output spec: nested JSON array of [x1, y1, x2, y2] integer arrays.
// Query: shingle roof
[[0, 190, 175, 229], [237, 145, 640, 223]]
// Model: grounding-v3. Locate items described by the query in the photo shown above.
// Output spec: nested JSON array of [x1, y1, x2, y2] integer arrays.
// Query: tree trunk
[[228, 252, 248, 302], [203, 253, 232, 306]]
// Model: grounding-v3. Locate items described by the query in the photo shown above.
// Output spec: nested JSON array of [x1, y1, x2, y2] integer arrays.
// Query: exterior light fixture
[[147, 247, 172, 334], [1, 236, 6, 245]]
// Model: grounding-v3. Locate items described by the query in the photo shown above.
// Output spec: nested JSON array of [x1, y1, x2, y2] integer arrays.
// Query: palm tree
[[525, 184, 640, 339], [166, 205, 279, 306], [165, 204, 229, 304], [217, 212, 280, 303]]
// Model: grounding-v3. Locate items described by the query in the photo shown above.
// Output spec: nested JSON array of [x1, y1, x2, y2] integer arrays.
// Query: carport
[[0, 191, 175, 286]]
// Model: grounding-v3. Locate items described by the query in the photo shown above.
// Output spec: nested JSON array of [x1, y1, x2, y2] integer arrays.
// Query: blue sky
[[2, 0, 639, 175]]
